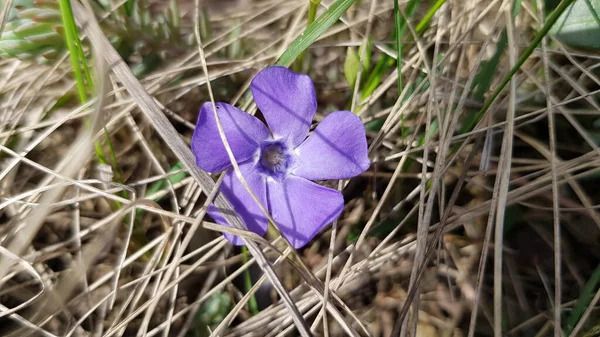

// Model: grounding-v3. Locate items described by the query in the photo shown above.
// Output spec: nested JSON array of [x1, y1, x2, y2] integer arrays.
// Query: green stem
[[242, 246, 259, 315], [307, 0, 320, 25], [294, 0, 321, 72]]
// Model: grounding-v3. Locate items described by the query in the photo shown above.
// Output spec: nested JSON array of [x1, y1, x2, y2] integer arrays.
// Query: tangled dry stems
[[1, 0, 600, 336]]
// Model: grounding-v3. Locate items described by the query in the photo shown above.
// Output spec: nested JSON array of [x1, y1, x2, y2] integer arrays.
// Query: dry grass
[[1, 0, 600, 336]]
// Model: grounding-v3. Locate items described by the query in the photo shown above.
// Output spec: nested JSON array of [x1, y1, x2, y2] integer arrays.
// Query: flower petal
[[292, 110, 370, 180], [192, 102, 269, 173], [267, 176, 343, 248], [251, 66, 317, 147], [208, 161, 268, 246]]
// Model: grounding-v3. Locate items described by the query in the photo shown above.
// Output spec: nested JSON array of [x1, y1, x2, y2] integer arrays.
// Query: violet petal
[[267, 176, 343, 248], [293, 110, 370, 180], [192, 102, 269, 173], [208, 161, 268, 245], [251, 66, 317, 147]]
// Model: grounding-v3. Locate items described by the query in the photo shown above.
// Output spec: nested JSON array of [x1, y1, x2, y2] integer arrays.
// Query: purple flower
[[191, 66, 370, 248]]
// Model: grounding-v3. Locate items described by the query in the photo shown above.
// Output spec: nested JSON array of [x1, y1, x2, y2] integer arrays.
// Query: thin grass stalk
[[350, 0, 376, 112], [317, 180, 343, 337], [492, 9, 517, 337], [391, 5, 442, 336], [536, 0, 562, 334], [0, 0, 14, 38]]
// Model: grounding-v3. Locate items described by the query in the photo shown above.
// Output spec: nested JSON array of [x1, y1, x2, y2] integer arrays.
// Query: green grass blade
[[564, 263, 600, 335], [461, 0, 576, 134], [75, 33, 93, 91], [393, 0, 403, 95], [362, 0, 438, 115], [396, 0, 420, 37], [124, 0, 134, 16], [59, 0, 115, 194], [393, 0, 420, 95], [471, 0, 521, 101], [361, 54, 395, 100], [460, 0, 521, 130], [60, 0, 125, 212], [58, 0, 87, 103], [276, 0, 357, 67], [415, 0, 447, 33]]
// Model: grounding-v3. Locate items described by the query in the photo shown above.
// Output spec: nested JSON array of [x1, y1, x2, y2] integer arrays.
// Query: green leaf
[[365, 119, 385, 132], [360, 38, 371, 73], [344, 38, 371, 88], [275, 0, 357, 67], [344, 47, 360, 87], [550, 0, 600, 49]]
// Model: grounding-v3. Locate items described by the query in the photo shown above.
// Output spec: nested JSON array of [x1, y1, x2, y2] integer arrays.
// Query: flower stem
[[293, 0, 321, 72], [242, 246, 259, 315], [307, 0, 320, 27]]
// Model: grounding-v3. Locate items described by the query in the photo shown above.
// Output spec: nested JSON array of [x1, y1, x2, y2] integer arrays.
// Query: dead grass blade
[[0, 0, 13, 38], [490, 9, 517, 337]]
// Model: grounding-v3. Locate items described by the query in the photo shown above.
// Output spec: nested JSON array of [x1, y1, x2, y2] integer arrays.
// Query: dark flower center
[[257, 141, 290, 178]]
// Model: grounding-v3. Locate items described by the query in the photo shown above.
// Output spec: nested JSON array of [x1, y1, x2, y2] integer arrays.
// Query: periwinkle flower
[[192, 66, 370, 248]]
